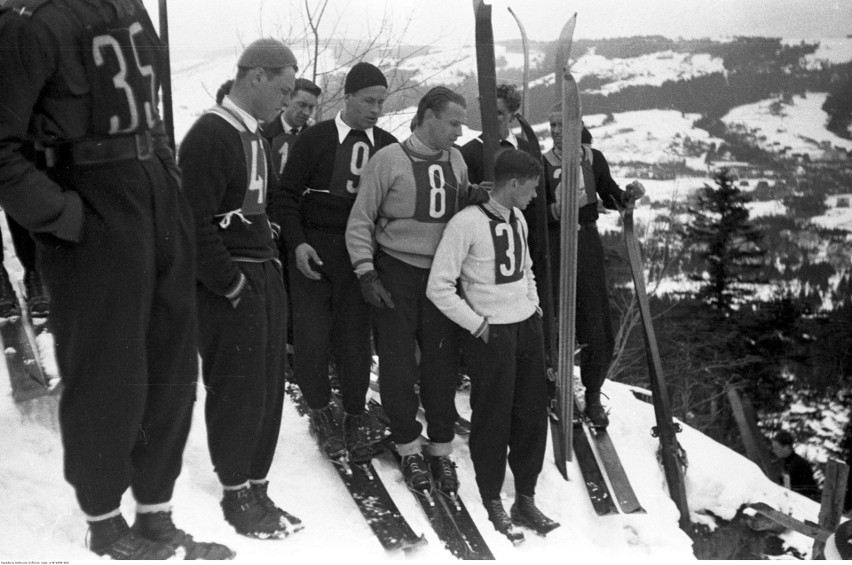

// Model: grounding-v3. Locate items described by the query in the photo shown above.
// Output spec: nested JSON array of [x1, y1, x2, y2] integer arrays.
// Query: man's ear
[[249, 67, 266, 86]]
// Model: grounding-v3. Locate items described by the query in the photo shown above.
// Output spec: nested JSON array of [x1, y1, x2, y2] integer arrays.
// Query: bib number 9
[[345, 141, 371, 194]]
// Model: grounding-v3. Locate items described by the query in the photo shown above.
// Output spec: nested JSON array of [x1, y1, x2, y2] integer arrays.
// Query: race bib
[[328, 132, 373, 197], [412, 159, 459, 223]]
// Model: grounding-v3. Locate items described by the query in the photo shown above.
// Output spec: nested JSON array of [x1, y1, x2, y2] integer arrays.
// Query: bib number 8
[[428, 164, 447, 218]]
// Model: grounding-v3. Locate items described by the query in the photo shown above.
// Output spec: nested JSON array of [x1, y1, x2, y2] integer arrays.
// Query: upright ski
[[367, 399, 494, 560], [473, 0, 499, 182], [285, 384, 426, 554], [615, 202, 690, 530], [555, 13, 580, 471]]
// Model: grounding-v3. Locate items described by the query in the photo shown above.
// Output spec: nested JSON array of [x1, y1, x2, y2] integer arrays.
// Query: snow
[[721, 92, 852, 160]]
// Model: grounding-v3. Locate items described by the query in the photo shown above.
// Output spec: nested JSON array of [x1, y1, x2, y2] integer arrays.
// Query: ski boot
[[585, 391, 610, 429], [221, 486, 290, 539], [429, 455, 459, 495], [401, 453, 432, 495], [483, 498, 525, 544], [251, 481, 304, 534], [88, 514, 175, 560], [309, 404, 346, 461], [23, 269, 49, 318], [343, 411, 375, 465], [0, 267, 19, 318], [133, 510, 235, 559], [510, 494, 560, 536]]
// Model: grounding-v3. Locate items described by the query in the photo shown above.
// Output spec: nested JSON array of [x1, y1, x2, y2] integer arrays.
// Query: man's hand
[[295, 242, 323, 280], [476, 181, 494, 192], [359, 270, 394, 309], [625, 180, 646, 205]]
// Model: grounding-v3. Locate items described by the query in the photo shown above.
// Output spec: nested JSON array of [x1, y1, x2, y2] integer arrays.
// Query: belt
[[45, 131, 154, 168]]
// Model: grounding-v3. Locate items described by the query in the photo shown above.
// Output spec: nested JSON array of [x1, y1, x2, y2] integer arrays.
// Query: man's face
[[343, 85, 387, 130], [496, 97, 515, 140], [549, 112, 562, 149], [771, 441, 791, 459], [256, 67, 296, 123], [508, 176, 539, 210], [284, 89, 318, 128], [425, 102, 466, 151]]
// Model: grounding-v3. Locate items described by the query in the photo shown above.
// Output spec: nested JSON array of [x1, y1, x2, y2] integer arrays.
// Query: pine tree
[[682, 169, 766, 313]]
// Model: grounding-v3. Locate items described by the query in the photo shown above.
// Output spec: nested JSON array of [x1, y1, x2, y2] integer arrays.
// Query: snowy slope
[[0, 340, 824, 561]]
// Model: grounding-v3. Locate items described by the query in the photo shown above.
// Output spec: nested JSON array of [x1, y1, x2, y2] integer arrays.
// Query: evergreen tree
[[682, 169, 766, 313]]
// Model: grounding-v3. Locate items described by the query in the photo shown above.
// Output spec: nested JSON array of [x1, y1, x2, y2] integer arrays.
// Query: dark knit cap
[[344, 62, 387, 94], [238, 38, 298, 71]]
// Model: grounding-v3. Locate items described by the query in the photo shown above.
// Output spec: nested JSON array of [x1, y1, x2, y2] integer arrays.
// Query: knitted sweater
[[346, 133, 487, 275], [426, 197, 540, 337]]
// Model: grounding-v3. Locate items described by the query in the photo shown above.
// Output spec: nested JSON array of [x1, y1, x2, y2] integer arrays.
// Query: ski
[[367, 399, 494, 560], [571, 406, 619, 516], [472, 0, 499, 182], [285, 383, 427, 554], [2, 285, 50, 402], [555, 12, 580, 471], [744, 502, 831, 543], [506, 7, 529, 118], [615, 202, 690, 530]]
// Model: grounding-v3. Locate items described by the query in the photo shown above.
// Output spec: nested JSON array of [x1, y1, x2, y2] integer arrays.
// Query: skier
[[178, 37, 301, 540], [346, 86, 488, 495], [262, 77, 321, 378], [770, 430, 820, 501], [543, 106, 645, 428], [264, 77, 321, 176], [459, 83, 534, 184], [271, 62, 397, 464], [0, 0, 232, 558], [426, 148, 559, 542]]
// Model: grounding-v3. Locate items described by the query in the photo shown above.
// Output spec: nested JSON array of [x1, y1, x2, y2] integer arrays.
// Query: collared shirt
[[280, 113, 299, 135], [335, 111, 376, 145], [222, 95, 260, 134]]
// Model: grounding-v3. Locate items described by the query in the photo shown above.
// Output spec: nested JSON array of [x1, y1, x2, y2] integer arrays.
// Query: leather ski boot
[[221, 486, 289, 539], [133, 510, 235, 559], [309, 404, 346, 460], [250, 481, 304, 534], [428, 455, 459, 495], [510, 494, 560, 535], [585, 391, 610, 429], [343, 411, 374, 465], [401, 453, 432, 493], [88, 514, 175, 560], [23, 269, 50, 317], [483, 498, 525, 544]]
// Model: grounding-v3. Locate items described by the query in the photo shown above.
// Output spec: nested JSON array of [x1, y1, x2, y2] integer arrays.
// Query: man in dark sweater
[[542, 106, 645, 429], [271, 62, 397, 464], [179, 38, 301, 540], [264, 77, 322, 176], [459, 83, 534, 185], [771, 430, 820, 501]]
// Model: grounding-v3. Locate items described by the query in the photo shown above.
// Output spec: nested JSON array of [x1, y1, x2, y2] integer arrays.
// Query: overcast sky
[[143, 0, 851, 59]]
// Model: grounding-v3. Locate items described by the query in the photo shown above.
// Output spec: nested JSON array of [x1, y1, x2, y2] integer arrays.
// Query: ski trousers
[[464, 314, 549, 501], [289, 228, 371, 415], [39, 158, 198, 517], [373, 252, 458, 450]]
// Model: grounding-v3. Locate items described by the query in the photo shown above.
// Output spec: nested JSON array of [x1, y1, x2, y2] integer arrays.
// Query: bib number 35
[[89, 19, 160, 136]]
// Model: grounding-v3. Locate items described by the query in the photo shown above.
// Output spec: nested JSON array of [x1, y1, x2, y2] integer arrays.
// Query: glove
[[625, 180, 646, 204], [359, 270, 394, 309]]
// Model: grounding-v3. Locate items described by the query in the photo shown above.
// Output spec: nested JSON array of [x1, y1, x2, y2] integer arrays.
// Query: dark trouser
[[374, 252, 458, 449], [198, 260, 287, 487], [464, 314, 548, 501], [5, 213, 37, 272], [549, 224, 615, 395], [39, 159, 198, 517], [289, 228, 371, 415]]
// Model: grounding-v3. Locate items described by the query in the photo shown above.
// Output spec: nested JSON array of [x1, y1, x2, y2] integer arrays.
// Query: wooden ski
[[472, 0, 499, 183], [506, 7, 529, 118], [556, 12, 580, 469], [157, 0, 176, 149], [615, 201, 691, 531]]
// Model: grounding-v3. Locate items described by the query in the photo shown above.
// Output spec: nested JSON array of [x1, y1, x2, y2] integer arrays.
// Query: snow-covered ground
[[0, 355, 825, 561]]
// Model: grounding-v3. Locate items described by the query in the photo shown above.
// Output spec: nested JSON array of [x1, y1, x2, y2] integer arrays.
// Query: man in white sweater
[[427, 149, 560, 543]]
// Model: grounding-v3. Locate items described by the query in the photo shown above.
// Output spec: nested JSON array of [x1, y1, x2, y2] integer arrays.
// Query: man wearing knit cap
[[179, 37, 302, 540], [271, 62, 397, 465]]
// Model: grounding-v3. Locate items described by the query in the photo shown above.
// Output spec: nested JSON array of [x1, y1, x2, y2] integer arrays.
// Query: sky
[[142, 0, 852, 60]]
